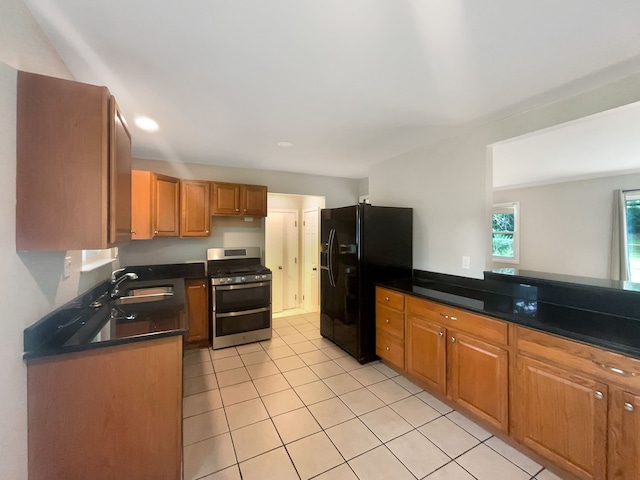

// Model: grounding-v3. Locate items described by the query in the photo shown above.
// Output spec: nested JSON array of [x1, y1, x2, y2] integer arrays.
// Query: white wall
[[119, 158, 356, 267], [369, 72, 640, 279], [0, 2, 111, 478], [493, 173, 640, 278]]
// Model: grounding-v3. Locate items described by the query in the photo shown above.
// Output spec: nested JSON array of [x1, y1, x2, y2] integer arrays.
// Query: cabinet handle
[[624, 402, 634, 412], [439, 331, 444, 337], [385, 319, 390, 324], [131, 230, 136, 234], [591, 358, 637, 377], [594, 391, 604, 400], [385, 297, 390, 301], [449, 316, 457, 321], [450, 337, 456, 343], [386, 346, 390, 351]]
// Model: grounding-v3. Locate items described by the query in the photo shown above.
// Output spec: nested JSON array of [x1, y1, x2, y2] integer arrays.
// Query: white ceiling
[[492, 101, 640, 189], [24, 0, 640, 178]]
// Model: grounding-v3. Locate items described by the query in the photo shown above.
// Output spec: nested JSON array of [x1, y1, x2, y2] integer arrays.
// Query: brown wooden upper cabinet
[[180, 180, 210, 237], [131, 171, 179, 239], [211, 182, 267, 217], [16, 71, 132, 250]]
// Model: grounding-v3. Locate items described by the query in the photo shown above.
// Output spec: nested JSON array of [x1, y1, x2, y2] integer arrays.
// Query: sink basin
[[114, 285, 174, 305]]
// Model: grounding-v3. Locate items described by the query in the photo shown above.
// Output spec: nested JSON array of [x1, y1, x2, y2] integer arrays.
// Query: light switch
[[64, 256, 72, 278], [462, 256, 470, 269]]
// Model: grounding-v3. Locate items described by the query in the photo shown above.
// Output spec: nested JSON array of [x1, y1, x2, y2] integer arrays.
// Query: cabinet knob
[[131, 230, 136, 234], [202, 284, 206, 288], [235, 209, 239, 212], [154, 230, 158, 235], [244, 209, 247, 212], [624, 402, 634, 412], [206, 230, 209, 233], [385, 319, 390, 324], [386, 346, 390, 351], [439, 331, 444, 337], [385, 297, 390, 301], [450, 337, 456, 343], [440, 313, 449, 319], [594, 391, 604, 400]]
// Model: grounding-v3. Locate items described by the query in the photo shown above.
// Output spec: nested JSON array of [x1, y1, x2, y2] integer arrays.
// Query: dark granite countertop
[[379, 276, 640, 360], [23, 262, 206, 359]]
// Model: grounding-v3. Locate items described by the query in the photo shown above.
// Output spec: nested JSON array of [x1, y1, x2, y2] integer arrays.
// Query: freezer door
[[320, 206, 360, 358]]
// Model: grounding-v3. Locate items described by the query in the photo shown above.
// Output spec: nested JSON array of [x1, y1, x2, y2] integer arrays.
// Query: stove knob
[[262, 275, 267, 279], [241, 276, 246, 281], [255, 275, 260, 280], [227, 278, 233, 283]]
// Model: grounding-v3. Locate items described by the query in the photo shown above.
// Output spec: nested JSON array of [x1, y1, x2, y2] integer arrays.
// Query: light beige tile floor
[[182, 311, 566, 480]]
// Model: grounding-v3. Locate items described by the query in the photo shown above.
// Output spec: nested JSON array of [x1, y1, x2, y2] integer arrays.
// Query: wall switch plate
[[462, 256, 471, 269], [63, 256, 72, 279]]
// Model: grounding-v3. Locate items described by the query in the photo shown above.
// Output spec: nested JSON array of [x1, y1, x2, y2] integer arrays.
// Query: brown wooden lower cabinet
[[515, 355, 608, 480], [184, 278, 210, 349], [608, 388, 640, 480], [27, 336, 183, 480], [448, 331, 509, 433], [375, 286, 640, 480], [405, 315, 446, 394]]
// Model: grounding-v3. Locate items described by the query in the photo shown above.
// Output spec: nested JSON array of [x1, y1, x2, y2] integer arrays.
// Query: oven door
[[213, 281, 271, 313], [215, 306, 271, 337]]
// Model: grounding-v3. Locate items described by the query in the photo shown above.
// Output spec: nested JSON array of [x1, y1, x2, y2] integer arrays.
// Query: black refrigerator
[[320, 204, 412, 363]]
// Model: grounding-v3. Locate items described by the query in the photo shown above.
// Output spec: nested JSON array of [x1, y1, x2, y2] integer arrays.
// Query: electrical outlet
[[63, 256, 72, 279], [462, 256, 471, 269]]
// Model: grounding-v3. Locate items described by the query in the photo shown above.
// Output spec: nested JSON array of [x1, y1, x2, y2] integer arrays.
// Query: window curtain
[[609, 189, 630, 281]]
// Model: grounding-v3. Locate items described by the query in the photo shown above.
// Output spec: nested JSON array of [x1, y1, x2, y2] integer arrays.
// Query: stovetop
[[206, 247, 271, 284]]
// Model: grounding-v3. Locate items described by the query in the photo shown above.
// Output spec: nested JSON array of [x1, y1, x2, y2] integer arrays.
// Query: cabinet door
[[516, 356, 607, 480], [180, 180, 210, 237], [185, 278, 210, 348], [448, 331, 508, 432], [212, 182, 240, 215], [608, 388, 640, 480], [108, 96, 132, 245], [406, 315, 446, 394], [241, 184, 268, 216], [131, 170, 154, 240], [155, 174, 180, 236]]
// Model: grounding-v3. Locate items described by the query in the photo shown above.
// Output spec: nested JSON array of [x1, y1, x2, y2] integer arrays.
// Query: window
[[81, 248, 118, 272], [626, 191, 640, 282], [492, 202, 519, 263]]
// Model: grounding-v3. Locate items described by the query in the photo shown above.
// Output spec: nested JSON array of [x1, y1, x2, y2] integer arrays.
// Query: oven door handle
[[216, 306, 271, 318], [214, 281, 270, 291]]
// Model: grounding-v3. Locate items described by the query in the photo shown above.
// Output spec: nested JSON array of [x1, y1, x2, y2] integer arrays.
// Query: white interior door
[[303, 208, 319, 313], [266, 210, 299, 313], [265, 212, 284, 313]]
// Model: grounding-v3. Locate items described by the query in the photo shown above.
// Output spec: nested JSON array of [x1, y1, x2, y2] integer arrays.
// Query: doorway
[[266, 193, 325, 315]]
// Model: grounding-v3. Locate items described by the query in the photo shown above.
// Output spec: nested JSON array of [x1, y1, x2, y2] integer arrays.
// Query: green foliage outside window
[[492, 212, 515, 257]]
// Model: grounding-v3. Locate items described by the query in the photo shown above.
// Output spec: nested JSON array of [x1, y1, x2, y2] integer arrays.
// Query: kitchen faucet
[[110, 268, 138, 297]]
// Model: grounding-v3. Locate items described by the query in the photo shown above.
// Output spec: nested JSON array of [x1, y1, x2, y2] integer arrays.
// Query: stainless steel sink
[[114, 286, 174, 305]]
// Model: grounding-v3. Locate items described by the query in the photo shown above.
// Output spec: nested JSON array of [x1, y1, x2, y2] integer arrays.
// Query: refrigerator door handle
[[327, 228, 337, 287]]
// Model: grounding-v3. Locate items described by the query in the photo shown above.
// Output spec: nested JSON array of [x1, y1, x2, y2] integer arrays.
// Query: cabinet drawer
[[376, 304, 404, 340], [376, 288, 405, 311], [516, 326, 640, 392], [376, 331, 404, 369], [406, 296, 508, 346]]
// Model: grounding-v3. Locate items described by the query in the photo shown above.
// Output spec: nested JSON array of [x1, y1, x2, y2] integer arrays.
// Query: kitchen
[[2, 1, 640, 480]]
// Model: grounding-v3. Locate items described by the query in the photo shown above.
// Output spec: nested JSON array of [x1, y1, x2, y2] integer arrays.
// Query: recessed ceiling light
[[135, 116, 159, 132], [277, 141, 294, 148]]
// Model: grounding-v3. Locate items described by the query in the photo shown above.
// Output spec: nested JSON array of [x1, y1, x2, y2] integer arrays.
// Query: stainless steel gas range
[[207, 247, 272, 349]]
